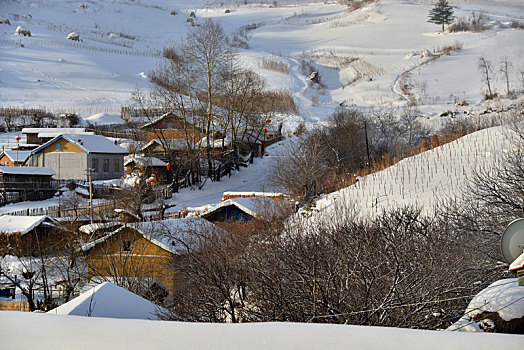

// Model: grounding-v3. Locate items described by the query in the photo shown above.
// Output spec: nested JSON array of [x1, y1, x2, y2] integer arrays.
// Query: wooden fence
[[0, 300, 30, 312], [4, 201, 116, 218]]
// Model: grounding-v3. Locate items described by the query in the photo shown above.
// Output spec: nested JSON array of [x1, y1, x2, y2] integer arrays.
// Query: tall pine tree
[[428, 0, 454, 32]]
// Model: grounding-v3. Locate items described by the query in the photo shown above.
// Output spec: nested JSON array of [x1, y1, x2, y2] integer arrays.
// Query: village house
[[82, 217, 220, 291], [200, 196, 276, 226], [0, 215, 61, 256], [0, 166, 56, 205], [21, 127, 92, 146], [124, 156, 169, 184], [25, 134, 128, 181], [0, 150, 32, 166], [140, 139, 190, 160], [141, 112, 200, 143]]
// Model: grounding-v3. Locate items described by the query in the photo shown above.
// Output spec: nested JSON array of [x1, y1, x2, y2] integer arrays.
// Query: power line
[[308, 279, 519, 324]]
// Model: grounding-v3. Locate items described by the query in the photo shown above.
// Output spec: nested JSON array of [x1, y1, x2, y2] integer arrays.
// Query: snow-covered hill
[[314, 125, 515, 217], [1, 0, 523, 124]]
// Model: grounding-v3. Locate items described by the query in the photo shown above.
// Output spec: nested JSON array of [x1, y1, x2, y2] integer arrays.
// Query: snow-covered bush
[[15, 25, 31, 36], [67, 32, 80, 41]]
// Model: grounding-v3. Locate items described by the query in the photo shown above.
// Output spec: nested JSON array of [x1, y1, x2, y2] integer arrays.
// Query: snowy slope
[[1, 311, 522, 350], [1, 0, 523, 122], [315, 126, 514, 217]]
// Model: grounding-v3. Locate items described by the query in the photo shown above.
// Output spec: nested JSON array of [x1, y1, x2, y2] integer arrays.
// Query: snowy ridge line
[[0, 38, 161, 58]]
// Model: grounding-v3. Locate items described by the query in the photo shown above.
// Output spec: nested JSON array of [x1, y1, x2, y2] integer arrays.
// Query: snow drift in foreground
[[448, 278, 524, 332], [0, 311, 521, 350]]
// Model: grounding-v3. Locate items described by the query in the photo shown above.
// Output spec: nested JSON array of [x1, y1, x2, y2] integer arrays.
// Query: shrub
[[448, 17, 469, 32], [260, 59, 289, 74]]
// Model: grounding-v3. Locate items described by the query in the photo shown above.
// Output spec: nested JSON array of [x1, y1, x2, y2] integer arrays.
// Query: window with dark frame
[[103, 159, 109, 172], [122, 241, 131, 252], [92, 158, 99, 173]]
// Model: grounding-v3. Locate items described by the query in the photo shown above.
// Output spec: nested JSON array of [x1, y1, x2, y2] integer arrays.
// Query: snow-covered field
[[1, 311, 522, 350]]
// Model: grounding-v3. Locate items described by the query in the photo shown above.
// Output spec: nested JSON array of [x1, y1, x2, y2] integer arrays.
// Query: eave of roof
[[141, 112, 180, 130], [81, 226, 177, 256], [31, 134, 127, 155], [201, 199, 258, 219]]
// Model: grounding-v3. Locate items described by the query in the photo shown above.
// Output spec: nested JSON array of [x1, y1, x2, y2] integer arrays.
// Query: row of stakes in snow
[[331, 128, 508, 216]]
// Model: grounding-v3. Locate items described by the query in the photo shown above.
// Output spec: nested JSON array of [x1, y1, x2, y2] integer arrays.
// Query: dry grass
[[342, 0, 378, 12], [434, 41, 463, 55], [448, 12, 491, 33], [260, 59, 290, 74]]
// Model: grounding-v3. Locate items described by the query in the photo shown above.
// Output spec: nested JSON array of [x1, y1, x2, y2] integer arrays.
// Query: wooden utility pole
[[88, 168, 94, 225], [364, 121, 371, 167]]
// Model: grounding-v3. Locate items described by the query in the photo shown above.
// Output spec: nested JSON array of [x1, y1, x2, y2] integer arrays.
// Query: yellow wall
[[43, 138, 85, 153], [87, 228, 176, 290]]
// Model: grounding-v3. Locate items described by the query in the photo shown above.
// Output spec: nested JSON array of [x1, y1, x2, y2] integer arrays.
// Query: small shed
[[0, 215, 60, 256], [200, 197, 275, 224], [124, 156, 168, 184], [0, 166, 56, 205], [47, 282, 164, 319], [0, 150, 32, 166]]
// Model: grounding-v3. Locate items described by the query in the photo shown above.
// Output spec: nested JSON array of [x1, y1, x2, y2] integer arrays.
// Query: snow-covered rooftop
[[222, 191, 284, 199], [0, 165, 55, 176], [79, 222, 122, 235], [124, 156, 167, 168], [32, 134, 128, 155], [82, 217, 222, 254], [0, 150, 32, 163], [448, 278, 524, 332], [141, 112, 180, 129], [202, 197, 275, 219], [37, 131, 94, 138], [0, 215, 58, 235], [47, 282, 164, 320], [84, 113, 125, 125], [22, 128, 87, 134], [140, 138, 191, 152]]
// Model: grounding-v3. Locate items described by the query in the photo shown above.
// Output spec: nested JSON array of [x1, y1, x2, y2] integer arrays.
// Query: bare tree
[[478, 56, 494, 99], [269, 136, 331, 202], [437, 104, 524, 274], [145, 19, 269, 185], [499, 56, 513, 96], [186, 19, 234, 178]]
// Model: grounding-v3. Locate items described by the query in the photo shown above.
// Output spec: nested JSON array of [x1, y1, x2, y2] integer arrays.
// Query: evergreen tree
[[427, 0, 455, 32]]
